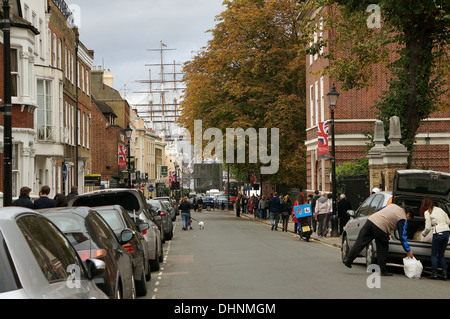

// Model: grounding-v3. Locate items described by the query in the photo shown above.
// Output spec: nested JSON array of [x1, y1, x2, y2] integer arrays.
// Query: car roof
[[37, 206, 94, 218]]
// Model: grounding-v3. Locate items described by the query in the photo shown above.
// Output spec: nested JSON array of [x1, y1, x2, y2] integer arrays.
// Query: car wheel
[[145, 261, 152, 281], [366, 241, 377, 268], [341, 235, 350, 263], [158, 241, 164, 262], [130, 274, 136, 299], [150, 245, 160, 271], [135, 267, 148, 297]]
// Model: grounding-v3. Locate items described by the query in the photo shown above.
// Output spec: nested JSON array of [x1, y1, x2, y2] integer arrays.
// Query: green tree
[[179, 0, 307, 187], [299, 0, 449, 156]]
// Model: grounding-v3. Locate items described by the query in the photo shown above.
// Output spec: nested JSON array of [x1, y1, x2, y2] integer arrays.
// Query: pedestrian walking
[[259, 196, 268, 219], [268, 192, 281, 231], [12, 186, 34, 209], [337, 194, 352, 235], [343, 204, 414, 276], [420, 196, 450, 280], [311, 190, 320, 232], [281, 195, 292, 232], [292, 192, 306, 237], [198, 197, 203, 212], [66, 185, 79, 201], [179, 197, 191, 230], [235, 194, 242, 217], [33, 185, 56, 209], [314, 192, 330, 237]]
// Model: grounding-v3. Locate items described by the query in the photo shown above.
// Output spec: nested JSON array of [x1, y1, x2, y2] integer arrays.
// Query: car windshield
[[397, 172, 450, 196], [147, 200, 162, 209], [0, 230, 21, 293], [217, 196, 227, 200]]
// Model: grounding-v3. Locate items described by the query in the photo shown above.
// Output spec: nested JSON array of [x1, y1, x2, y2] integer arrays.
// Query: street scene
[[0, 0, 449, 306]]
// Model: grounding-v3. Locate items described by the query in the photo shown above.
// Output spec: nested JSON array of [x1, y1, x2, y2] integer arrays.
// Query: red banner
[[318, 121, 330, 159], [119, 145, 127, 169]]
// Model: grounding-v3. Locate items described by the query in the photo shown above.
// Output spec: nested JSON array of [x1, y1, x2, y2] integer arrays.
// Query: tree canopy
[[299, 0, 449, 154], [179, 0, 307, 187]]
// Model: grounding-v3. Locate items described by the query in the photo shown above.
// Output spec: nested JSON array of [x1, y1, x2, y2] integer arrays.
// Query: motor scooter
[[294, 204, 313, 242], [297, 216, 312, 241]]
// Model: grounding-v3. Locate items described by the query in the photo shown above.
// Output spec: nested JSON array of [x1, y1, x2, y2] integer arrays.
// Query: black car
[[38, 206, 136, 299], [95, 205, 151, 296]]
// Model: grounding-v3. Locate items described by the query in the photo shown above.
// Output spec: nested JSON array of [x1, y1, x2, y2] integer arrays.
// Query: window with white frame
[[314, 81, 319, 126], [37, 80, 53, 141], [320, 76, 325, 122], [309, 85, 314, 127], [10, 49, 19, 97]]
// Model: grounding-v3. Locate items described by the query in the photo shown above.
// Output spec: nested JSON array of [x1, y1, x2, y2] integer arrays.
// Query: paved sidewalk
[[239, 212, 342, 248]]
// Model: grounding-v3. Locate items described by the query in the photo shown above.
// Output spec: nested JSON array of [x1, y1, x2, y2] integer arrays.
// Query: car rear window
[[46, 214, 91, 250], [96, 209, 125, 233], [0, 231, 21, 293], [397, 173, 450, 196]]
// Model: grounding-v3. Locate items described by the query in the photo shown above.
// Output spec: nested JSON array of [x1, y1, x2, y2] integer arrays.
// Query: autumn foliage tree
[[179, 0, 307, 187]]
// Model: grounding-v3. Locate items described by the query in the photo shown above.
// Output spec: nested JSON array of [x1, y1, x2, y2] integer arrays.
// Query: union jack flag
[[118, 145, 127, 169], [318, 121, 330, 159]]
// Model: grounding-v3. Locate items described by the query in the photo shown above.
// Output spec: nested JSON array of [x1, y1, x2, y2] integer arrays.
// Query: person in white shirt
[[420, 196, 450, 280]]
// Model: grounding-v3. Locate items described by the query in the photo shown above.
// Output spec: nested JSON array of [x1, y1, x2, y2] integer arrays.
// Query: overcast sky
[[70, 0, 225, 104]]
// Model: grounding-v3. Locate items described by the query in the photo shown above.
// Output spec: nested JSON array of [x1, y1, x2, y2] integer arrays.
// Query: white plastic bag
[[403, 257, 423, 279]]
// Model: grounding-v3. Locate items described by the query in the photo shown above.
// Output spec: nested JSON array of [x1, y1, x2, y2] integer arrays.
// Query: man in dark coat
[[33, 185, 56, 209], [66, 185, 79, 201], [12, 186, 34, 209], [337, 194, 352, 234]]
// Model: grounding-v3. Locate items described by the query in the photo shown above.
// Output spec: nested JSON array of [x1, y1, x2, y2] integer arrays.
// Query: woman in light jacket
[[420, 196, 450, 280], [314, 192, 331, 237]]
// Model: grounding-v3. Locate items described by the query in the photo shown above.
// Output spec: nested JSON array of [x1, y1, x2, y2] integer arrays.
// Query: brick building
[[302, 7, 450, 194]]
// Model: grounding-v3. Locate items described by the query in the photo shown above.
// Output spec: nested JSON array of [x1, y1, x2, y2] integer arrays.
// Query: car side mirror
[[138, 222, 149, 232], [85, 258, 106, 280], [347, 210, 355, 218], [119, 229, 134, 244]]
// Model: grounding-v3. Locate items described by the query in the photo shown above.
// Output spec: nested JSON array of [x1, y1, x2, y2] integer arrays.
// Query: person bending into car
[[343, 204, 414, 276]]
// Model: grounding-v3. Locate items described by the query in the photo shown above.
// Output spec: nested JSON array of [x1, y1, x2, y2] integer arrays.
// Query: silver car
[[342, 169, 450, 267], [0, 207, 108, 299]]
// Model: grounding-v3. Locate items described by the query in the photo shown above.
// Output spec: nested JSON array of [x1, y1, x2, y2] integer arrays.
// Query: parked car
[[155, 198, 177, 221], [154, 196, 179, 217], [341, 169, 450, 269], [38, 206, 136, 299], [0, 207, 108, 299], [68, 188, 164, 268], [94, 205, 151, 295], [214, 195, 233, 210], [147, 199, 173, 241]]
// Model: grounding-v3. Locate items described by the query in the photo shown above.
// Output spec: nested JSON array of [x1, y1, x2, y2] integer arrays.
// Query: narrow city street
[[140, 210, 449, 300]]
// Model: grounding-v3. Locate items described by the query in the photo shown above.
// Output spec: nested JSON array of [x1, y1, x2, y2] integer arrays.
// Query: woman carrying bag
[[420, 196, 450, 280]]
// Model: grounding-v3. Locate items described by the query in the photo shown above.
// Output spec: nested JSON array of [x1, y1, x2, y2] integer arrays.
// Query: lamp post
[[327, 83, 340, 237], [2, 0, 12, 206], [124, 124, 132, 188]]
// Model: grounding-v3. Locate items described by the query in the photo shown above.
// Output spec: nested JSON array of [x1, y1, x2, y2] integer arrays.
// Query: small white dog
[[198, 221, 205, 230]]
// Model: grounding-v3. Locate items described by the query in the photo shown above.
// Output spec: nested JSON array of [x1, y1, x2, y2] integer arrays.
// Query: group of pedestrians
[[11, 185, 79, 209], [234, 194, 269, 219], [240, 190, 352, 237]]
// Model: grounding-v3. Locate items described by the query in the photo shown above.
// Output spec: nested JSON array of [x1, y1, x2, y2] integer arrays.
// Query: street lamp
[[2, 0, 13, 206], [327, 83, 339, 237], [124, 124, 132, 188]]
